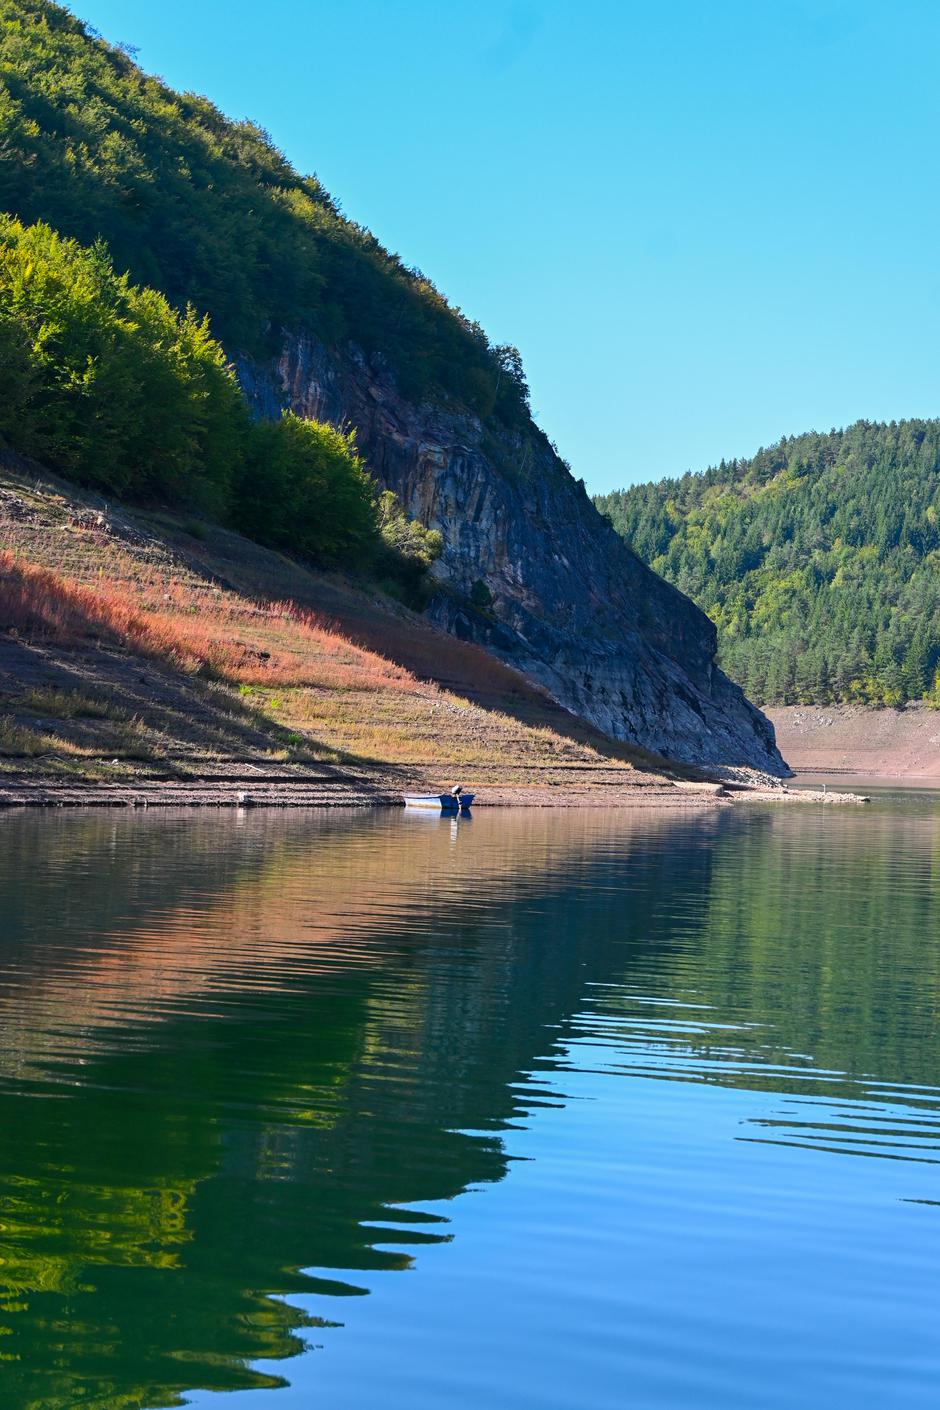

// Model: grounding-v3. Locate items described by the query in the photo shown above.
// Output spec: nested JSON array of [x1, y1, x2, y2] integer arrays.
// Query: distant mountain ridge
[[596, 419, 940, 708], [0, 0, 786, 773]]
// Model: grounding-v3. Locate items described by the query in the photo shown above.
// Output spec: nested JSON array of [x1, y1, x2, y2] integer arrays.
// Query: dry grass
[[0, 550, 423, 693], [0, 719, 49, 756], [0, 469, 676, 793], [0, 716, 113, 759], [0, 711, 156, 763], [19, 686, 128, 720], [273, 687, 603, 767]]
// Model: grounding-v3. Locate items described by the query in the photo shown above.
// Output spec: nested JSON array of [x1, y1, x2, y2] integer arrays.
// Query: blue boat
[[403, 792, 475, 812]]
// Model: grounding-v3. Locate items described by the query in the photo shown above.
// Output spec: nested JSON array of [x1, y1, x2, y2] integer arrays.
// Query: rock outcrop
[[240, 335, 788, 775]]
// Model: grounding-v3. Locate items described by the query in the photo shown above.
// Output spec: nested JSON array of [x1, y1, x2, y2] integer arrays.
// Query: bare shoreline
[[792, 769, 940, 791], [0, 772, 869, 810], [768, 704, 940, 786]]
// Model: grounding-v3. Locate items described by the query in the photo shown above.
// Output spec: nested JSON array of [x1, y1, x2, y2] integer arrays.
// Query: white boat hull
[[403, 793, 475, 811]]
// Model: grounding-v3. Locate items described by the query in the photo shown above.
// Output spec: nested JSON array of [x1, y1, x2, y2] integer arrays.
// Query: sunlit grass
[[0, 482, 665, 790], [0, 550, 423, 692]]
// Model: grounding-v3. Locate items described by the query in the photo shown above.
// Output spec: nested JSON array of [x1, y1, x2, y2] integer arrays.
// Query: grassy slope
[[0, 458, 713, 807]]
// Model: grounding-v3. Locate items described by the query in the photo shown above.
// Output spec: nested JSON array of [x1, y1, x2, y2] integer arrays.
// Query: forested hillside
[[596, 420, 940, 707], [0, 0, 531, 424], [0, 215, 441, 594]]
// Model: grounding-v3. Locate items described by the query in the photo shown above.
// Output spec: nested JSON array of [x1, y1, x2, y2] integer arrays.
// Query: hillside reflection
[[0, 802, 939, 1409]]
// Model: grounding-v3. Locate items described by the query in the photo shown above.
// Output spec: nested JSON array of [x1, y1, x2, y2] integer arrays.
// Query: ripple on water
[[0, 802, 937, 1409]]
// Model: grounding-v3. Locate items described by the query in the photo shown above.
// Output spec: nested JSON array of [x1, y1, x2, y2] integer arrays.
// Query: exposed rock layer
[[240, 336, 787, 775]]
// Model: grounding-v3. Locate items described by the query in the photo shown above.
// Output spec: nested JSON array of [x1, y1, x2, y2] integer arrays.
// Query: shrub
[[0, 216, 444, 593], [377, 490, 443, 567], [236, 415, 378, 566], [0, 216, 246, 511], [375, 490, 443, 604]]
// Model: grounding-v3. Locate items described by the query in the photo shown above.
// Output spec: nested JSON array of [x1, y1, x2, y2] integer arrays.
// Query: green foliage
[[595, 420, 940, 707], [0, 214, 245, 510], [0, 0, 531, 425], [470, 578, 493, 609], [0, 216, 440, 581], [376, 489, 443, 568], [236, 415, 377, 564], [374, 489, 443, 604]]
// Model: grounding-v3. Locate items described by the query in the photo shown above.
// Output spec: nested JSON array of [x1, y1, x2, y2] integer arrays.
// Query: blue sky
[[73, 0, 940, 492]]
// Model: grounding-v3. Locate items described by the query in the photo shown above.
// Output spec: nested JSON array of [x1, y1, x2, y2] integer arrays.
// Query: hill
[[0, 454, 736, 807], [0, 0, 529, 423], [596, 419, 940, 709], [0, 0, 785, 775]]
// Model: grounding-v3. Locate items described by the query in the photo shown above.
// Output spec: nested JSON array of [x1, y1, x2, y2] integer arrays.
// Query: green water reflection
[[0, 802, 938, 1408]]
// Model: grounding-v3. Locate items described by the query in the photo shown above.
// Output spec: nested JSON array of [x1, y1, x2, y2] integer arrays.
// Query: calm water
[[1, 800, 939, 1409]]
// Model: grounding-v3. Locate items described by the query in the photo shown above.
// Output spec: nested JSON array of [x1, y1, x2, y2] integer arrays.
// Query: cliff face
[[240, 335, 788, 775], [0, 7, 783, 776]]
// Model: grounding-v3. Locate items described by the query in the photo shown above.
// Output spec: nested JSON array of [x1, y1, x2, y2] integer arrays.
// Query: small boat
[[403, 792, 475, 812]]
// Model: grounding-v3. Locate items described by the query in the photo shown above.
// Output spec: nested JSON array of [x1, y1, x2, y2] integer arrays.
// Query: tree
[[0, 215, 245, 510], [236, 415, 377, 564], [596, 418, 940, 707]]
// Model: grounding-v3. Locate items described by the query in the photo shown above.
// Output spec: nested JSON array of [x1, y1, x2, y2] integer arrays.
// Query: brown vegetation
[[0, 463, 716, 806], [0, 549, 418, 691]]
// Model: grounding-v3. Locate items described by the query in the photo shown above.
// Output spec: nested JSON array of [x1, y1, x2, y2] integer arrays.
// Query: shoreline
[[1, 464, 795, 820], [0, 773, 869, 810], [790, 767, 940, 790], [767, 704, 940, 786]]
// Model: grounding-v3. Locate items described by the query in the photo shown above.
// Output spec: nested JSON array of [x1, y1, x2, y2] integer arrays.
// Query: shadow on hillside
[[0, 633, 387, 794], [0, 457, 694, 787], [187, 526, 698, 782]]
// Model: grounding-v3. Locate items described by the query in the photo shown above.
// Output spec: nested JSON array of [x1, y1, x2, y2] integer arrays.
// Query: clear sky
[[71, 0, 940, 492]]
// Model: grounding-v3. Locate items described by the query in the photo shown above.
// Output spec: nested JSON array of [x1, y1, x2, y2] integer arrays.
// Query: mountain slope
[[0, 454, 729, 807], [0, 0, 785, 774], [597, 419, 940, 709]]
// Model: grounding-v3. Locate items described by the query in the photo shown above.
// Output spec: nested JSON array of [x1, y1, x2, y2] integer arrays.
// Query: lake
[[1, 799, 938, 1409]]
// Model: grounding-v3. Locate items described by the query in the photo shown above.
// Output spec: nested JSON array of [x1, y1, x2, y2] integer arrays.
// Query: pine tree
[[596, 418, 940, 707]]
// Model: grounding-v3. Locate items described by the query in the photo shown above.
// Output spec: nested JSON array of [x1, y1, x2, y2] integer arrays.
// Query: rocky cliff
[[0, 3, 785, 777], [240, 335, 787, 776]]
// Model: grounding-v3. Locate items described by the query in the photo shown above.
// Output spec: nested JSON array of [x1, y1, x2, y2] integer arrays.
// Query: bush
[[470, 579, 493, 609], [0, 216, 246, 511], [377, 490, 443, 567], [374, 490, 443, 604], [236, 415, 377, 566], [0, 216, 444, 591]]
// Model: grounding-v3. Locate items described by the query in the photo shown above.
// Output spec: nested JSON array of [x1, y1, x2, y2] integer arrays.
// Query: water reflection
[[0, 802, 938, 1409]]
